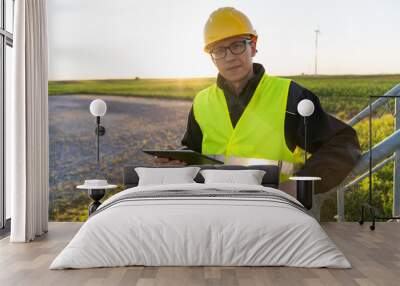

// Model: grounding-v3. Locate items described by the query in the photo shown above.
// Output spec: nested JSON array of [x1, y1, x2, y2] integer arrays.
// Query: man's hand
[[279, 180, 297, 199], [154, 156, 187, 166]]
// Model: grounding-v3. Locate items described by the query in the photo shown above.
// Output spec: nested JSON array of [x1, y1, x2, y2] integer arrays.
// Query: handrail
[[317, 129, 400, 220], [333, 129, 400, 192], [347, 84, 400, 127], [344, 154, 394, 190], [313, 84, 400, 221]]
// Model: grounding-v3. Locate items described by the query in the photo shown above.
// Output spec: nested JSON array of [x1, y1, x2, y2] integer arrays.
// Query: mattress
[[50, 183, 351, 269]]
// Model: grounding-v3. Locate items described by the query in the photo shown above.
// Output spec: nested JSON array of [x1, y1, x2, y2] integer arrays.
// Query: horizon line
[[48, 73, 400, 82]]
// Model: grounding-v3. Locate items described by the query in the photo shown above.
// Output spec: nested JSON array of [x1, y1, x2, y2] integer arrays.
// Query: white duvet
[[50, 183, 351, 269]]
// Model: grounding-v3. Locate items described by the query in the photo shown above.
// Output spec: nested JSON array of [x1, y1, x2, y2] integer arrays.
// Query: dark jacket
[[181, 63, 361, 193]]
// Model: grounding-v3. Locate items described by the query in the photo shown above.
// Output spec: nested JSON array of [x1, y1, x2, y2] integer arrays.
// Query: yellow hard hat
[[204, 7, 257, 52]]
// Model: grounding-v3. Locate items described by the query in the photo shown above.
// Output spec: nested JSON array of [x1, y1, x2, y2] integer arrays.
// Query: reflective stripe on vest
[[193, 74, 298, 183]]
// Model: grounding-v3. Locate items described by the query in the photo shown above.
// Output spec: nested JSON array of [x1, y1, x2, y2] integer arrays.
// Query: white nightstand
[[289, 176, 321, 210], [77, 181, 117, 215]]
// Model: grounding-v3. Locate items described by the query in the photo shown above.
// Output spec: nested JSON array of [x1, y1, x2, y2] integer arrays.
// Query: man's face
[[209, 36, 257, 82]]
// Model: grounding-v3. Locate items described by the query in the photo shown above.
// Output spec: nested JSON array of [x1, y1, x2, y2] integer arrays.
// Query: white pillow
[[135, 167, 201, 186], [200, 169, 266, 185]]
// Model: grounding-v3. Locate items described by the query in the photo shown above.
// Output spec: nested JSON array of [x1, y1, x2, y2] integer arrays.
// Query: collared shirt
[[181, 63, 362, 193]]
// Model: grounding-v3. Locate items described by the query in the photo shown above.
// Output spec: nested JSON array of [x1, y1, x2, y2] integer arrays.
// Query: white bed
[[50, 182, 351, 269]]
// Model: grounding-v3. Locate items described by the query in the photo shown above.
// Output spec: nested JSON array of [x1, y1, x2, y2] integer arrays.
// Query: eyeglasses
[[210, 39, 252, 60]]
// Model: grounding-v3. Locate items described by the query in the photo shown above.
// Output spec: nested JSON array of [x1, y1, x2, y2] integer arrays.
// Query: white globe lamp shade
[[90, 99, 107, 117], [297, 99, 315, 117]]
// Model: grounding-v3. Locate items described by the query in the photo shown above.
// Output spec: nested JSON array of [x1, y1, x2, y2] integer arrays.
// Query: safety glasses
[[210, 39, 252, 60]]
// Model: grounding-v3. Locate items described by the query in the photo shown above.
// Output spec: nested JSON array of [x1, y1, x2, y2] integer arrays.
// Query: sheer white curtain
[[8, 0, 49, 242]]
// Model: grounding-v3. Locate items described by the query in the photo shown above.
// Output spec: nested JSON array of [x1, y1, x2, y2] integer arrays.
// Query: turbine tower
[[314, 29, 320, 75]]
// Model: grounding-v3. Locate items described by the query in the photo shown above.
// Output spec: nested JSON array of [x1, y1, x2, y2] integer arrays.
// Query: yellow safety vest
[[193, 74, 298, 183]]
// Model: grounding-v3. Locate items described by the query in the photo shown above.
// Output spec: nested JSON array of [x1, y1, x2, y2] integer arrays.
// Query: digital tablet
[[142, 149, 224, 165]]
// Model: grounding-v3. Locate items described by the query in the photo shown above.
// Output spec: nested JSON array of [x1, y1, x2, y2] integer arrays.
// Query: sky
[[48, 0, 400, 80]]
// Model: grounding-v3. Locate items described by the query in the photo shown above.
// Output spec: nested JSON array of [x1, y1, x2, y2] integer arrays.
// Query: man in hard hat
[[158, 7, 361, 196]]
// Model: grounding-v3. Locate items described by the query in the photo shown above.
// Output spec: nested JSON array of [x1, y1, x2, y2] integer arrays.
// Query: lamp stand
[[95, 116, 106, 163], [94, 116, 106, 180], [304, 116, 307, 163]]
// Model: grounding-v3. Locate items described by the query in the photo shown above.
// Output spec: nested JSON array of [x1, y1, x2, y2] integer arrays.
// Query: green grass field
[[49, 75, 400, 97], [49, 74, 400, 221], [49, 74, 400, 118], [49, 74, 400, 99], [48, 78, 216, 99]]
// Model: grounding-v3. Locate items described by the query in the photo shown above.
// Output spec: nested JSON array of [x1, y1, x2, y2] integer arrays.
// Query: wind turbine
[[314, 28, 320, 75]]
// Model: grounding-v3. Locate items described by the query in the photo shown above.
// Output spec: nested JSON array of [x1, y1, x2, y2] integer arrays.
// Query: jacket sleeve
[[180, 105, 203, 152], [289, 82, 362, 194]]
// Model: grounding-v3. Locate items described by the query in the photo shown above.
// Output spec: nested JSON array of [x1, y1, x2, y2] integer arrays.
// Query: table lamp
[[89, 99, 107, 164], [78, 99, 109, 215], [290, 99, 321, 210]]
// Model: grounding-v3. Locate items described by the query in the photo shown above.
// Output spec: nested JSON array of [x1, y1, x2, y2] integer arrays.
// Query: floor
[[0, 222, 399, 286]]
